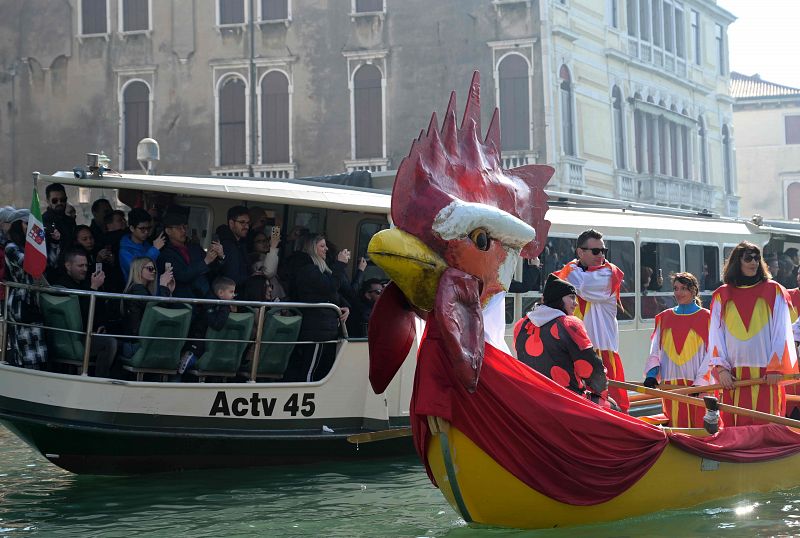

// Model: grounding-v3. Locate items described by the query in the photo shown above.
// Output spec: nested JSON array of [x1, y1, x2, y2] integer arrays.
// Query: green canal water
[[2, 427, 800, 537]]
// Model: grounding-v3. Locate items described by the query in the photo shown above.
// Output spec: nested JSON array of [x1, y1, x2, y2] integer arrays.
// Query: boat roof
[[41, 170, 392, 213]]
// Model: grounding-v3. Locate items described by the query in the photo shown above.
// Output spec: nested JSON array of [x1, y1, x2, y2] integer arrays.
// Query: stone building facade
[[731, 72, 800, 220], [0, 0, 736, 217]]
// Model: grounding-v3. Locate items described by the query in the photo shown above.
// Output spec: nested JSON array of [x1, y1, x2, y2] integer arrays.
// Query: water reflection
[[2, 427, 800, 537]]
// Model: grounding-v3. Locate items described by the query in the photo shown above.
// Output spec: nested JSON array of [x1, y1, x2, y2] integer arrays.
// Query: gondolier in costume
[[784, 271, 800, 418], [643, 272, 713, 427], [709, 241, 798, 426], [513, 274, 616, 409], [553, 229, 629, 411]]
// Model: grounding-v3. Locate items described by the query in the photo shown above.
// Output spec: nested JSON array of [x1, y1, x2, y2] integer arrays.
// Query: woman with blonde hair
[[644, 272, 712, 428], [708, 241, 798, 426], [120, 256, 175, 358], [284, 234, 351, 382]]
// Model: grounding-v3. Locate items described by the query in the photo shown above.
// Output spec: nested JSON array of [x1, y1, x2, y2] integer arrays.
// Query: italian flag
[[23, 187, 47, 278]]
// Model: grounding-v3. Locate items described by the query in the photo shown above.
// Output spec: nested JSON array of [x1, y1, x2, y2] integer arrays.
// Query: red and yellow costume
[[554, 261, 629, 411], [708, 280, 798, 426], [785, 287, 800, 417], [645, 308, 712, 427]]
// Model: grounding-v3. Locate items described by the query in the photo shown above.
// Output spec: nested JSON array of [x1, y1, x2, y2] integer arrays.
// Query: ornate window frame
[[343, 49, 389, 172], [115, 66, 156, 172]]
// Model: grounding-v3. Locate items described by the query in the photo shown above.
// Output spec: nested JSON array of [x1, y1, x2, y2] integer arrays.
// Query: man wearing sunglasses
[[42, 183, 77, 278], [553, 229, 629, 412]]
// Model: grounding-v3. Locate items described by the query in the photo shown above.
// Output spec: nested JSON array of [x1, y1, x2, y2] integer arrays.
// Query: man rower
[[553, 229, 629, 412]]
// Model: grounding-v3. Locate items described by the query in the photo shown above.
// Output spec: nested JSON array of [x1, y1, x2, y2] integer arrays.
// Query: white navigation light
[[137, 138, 160, 174]]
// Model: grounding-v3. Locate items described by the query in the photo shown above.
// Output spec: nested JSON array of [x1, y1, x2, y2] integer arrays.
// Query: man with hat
[[156, 212, 224, 299], [513, 274, 614, 409]]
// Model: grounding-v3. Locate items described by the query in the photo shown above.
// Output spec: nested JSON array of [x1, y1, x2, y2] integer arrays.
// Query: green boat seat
[[191, 311, 254, 382], [39, 293, 88, 370], [121, 303, 192, 381], [241, 309, 302, 381]]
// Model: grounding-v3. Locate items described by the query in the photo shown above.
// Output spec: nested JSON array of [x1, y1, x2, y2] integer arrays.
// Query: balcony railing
[[559, 155, 586, 193], [626, 36, 688, 79], [502, 151, 537, 169], [615, 170, 638, 201], [726, 196, 740, 217], [344, 158, 389, 173], [637, 173, 715, 211], [210, 166, 248, 178], [252, 163, 296, 179]]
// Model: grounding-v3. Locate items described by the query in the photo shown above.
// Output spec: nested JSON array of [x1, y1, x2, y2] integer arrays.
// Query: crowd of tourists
[[514, 228, 800, 428], [0, 183, 385, 382]]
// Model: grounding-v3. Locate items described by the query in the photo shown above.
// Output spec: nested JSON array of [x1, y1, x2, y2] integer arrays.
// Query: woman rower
[[513, 274, 617, 410], [708, 241, 798, 426], [643, 272, 712, 428]]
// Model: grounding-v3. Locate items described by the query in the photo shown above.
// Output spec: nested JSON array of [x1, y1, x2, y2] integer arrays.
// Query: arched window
[[698, 115, 708, 183], [498, 55, 530, 152], [788, 182, 800, 220], [559, 65, 575, 156], [612, 86, 625, 169], [722, 124, 733, 193], [261, 71, 290, 164], [122, 81, 149, 171], [219, 77, 247, 166], [353, 64, 383, 159]]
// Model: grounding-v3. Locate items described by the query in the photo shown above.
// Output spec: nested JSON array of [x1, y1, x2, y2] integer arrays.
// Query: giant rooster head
[[367, 72, 554, 393]]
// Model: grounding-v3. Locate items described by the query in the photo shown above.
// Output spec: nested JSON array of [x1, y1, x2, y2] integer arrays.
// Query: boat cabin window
[[640, 241, 680, 319], [357, 219, 389, 282], [606, 239, 636, 322], [723, 245, 734, 266], [186, 205, 213, 246], [287, 207, 324, 235], [685, 244, 720, 307]]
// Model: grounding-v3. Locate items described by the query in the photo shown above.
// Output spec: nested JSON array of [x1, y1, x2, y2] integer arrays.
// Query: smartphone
[[165, 262, 172, 272], [95, 262, 102, 274], [272, 225, 281, 236]]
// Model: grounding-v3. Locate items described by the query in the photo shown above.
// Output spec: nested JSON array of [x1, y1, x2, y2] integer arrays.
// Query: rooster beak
[[367, 228, 447, 312]]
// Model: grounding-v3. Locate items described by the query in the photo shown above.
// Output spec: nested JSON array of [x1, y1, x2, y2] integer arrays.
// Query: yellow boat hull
[[426, 418, 800, 529]]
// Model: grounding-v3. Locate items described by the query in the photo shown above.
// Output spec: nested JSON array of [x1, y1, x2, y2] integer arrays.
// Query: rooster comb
[[391, 71, 553, 258]]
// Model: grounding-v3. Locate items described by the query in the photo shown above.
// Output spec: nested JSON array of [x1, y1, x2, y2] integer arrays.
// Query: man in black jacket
[[53, 249, 118, 378], [157, 212, 224, 299], [216, 206, 251, 287], [42, 183, 76, 279]]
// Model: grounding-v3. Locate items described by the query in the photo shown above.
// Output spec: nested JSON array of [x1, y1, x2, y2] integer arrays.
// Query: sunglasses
[[50, 197, 66, 204], [143, 266, 156, 272], [367, 289, 382, 295], [579, 247, 609, 256], [742, 254, 761, 263]]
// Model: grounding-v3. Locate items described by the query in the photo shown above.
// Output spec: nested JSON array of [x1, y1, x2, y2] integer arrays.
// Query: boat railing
[[0, 280, 348, 381]]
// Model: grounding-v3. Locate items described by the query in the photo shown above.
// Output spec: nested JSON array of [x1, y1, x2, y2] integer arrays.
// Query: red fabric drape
[[667, 423, 800, 462], [411, 320, 670, 505]]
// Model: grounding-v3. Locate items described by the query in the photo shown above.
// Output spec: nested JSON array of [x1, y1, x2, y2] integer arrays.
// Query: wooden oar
[[628, 374, 800, 403], [346, 427, 412, 444], [610, 379, 800, 429]]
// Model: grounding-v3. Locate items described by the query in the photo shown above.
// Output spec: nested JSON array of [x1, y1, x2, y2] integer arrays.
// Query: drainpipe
[[7, 60, 23, 200], [248, 0, 256, 177]]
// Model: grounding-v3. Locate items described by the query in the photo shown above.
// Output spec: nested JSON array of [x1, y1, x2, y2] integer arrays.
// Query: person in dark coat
[[52, 249, 118, 378], [284, 234, 351, 382], [346, 278, 383, 338], [157, 212, 224, 299], [42, 183, 76, 280], [216, 206, 251, 287]]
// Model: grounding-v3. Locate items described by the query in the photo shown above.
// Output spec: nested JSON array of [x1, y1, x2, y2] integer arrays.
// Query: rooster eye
[[469, 228, 490, 251]]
